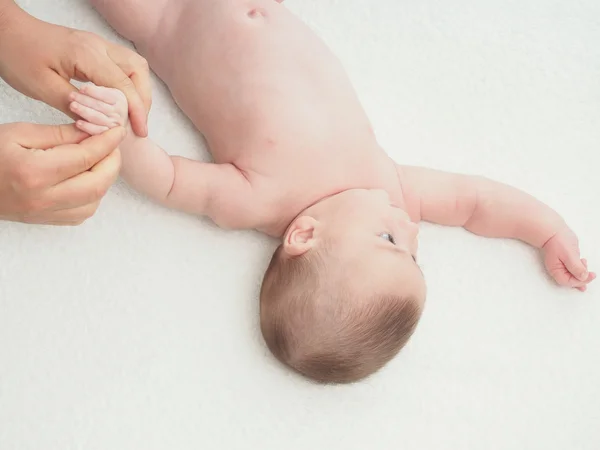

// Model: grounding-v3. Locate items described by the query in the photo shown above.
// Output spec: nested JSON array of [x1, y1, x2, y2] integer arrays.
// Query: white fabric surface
[[1, 1, 599, 449]]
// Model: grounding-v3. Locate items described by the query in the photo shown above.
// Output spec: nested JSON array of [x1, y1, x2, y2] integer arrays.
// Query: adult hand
[[0, 122, 125, 225], [0, 1, 151, 137]]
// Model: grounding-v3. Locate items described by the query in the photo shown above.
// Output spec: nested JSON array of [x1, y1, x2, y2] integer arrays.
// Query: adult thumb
[[14, 123, 88, 150]]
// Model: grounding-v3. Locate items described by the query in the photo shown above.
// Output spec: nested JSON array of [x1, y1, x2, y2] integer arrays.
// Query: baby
[[75, 0, 595, 383]]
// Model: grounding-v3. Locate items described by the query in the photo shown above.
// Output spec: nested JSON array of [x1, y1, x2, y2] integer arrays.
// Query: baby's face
[[305, 189, 424, 294], [318, 189, 419, 257]]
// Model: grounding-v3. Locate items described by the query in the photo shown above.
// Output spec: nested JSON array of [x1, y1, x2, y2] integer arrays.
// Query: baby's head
[[260, 189, 426, 383]]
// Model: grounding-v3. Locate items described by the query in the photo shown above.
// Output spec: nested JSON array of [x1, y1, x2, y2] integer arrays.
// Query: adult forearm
[[0, 0, 16, 15], [0, 1, 22, 33]]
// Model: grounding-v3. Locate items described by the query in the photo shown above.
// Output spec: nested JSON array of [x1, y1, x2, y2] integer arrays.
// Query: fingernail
[[580, 271, 588, 280]]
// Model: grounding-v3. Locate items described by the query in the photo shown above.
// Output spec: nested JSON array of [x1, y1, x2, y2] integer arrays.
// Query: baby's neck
[[262, 156, 407, 239]]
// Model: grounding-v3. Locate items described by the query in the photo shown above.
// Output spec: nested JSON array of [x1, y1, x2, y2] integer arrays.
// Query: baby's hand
[[69, 83, 129, 136], [543, 227, 596, 292]]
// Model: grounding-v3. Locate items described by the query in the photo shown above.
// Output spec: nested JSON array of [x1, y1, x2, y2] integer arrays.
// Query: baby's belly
[[145, 0, 373, 163]]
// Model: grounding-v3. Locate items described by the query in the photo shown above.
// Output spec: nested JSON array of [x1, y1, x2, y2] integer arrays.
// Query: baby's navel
[[247, 8, 267, 19]]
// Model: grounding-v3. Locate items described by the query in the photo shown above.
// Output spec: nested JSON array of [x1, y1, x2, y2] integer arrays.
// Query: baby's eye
[[380, 233, 395, 245]]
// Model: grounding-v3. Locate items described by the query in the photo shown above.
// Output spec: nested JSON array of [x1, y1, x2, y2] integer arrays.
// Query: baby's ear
[[283, 216, 319, 257]]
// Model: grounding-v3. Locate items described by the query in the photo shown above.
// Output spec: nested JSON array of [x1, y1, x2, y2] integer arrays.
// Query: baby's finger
[[561, 255, 588, 282], [80, 83, 123, 105], [571, 272, 596, 291], [70, 102, 119, 129], [69, 91, 114, 117], [549, 265, 584, 288], [76, 120, 110, 136]]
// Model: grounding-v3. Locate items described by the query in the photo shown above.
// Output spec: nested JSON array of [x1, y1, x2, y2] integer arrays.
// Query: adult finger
[[34, 70, 80, 120], [43, 126, 125, 184], [107, 44, 152, 112], [130, 69, 152, 115], [12, 123, 88, 149], [41, 201, 101, 226], [47, 147, 121, 209]]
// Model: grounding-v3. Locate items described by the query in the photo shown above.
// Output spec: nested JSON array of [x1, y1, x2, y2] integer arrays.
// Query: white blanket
[[1, 1, 599, 449]]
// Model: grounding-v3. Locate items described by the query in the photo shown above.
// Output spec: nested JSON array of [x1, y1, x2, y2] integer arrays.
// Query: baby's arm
[[69, 84, 255, 229], [400, 165, 595, 291]]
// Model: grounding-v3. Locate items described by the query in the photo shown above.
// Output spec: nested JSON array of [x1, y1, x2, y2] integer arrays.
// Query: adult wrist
[[0, 1, 33, 78], [0, 1, 21, 33]]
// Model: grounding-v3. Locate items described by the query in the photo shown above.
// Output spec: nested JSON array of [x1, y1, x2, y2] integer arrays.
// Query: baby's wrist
[[540, 221, 569, 250], [516, 211, 566, 250], [121, 121, 136, 145]]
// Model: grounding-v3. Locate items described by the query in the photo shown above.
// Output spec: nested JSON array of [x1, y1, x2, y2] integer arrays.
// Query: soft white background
[[1, 0, 599, 449]]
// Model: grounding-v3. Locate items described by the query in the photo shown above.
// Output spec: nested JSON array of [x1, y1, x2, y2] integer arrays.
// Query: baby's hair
[[260, 245, 423, 384]]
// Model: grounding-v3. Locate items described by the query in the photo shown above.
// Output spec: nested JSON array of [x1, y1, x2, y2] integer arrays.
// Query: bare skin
[[0, 0, 151, 136], [81, 0, 595, 291], [0, 0, 150, 225], [0, 123, 124, 225]]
